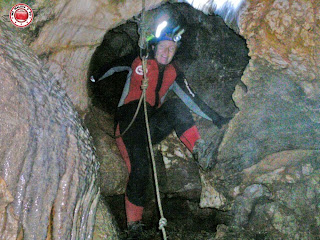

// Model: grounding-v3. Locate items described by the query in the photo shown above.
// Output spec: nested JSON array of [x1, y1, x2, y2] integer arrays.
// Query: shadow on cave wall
[[87, 20, 139, 114]]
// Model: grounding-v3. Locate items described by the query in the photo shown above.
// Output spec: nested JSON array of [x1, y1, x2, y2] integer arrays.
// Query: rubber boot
[[127, 221, 144, 240]]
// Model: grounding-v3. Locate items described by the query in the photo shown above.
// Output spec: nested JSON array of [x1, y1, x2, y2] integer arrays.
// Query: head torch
[[147, 20, 185, 44]]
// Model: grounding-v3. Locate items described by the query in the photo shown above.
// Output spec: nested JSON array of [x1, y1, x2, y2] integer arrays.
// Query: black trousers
[[116, 98, 195, 207]]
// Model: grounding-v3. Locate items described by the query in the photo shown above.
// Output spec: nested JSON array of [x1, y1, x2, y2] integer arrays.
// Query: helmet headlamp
[[147, 20, 184, 44], [155, 21, 168, 38]]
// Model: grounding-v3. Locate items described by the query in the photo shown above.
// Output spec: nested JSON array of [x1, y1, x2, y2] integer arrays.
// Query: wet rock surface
[[173, 3, 249, 117], [0, 0, 319, 239], [84, 107, 128, 197], [0, 24, 100, 239], [205, 0, 320, 239], [240, 0, 320, 80], [155, 131, 202, 199], [93, 199, 120, 240]]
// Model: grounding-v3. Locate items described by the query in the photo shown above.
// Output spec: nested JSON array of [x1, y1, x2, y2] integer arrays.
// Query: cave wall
[[0, 24, 99, 239], [218, 0, 319, 203], [203, 0, 320, 238]]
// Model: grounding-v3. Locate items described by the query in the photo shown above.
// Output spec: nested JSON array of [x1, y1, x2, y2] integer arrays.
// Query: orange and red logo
[[9, 3, 33, 28]]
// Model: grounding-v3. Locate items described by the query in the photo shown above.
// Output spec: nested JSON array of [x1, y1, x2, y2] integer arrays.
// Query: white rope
[[139, 1, 168, 238], [141, 55, 168, 240]]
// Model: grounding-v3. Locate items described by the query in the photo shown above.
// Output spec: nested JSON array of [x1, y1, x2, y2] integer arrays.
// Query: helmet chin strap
[[157, 62, 166, 71]]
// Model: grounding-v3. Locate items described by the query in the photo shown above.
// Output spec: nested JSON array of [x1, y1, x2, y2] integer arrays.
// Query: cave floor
[[118, 220, 217, 240], [106, 195, 220, 240]]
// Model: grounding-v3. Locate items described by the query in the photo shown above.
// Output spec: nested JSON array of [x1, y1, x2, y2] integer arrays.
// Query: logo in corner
[[9, 3, 33, 28]]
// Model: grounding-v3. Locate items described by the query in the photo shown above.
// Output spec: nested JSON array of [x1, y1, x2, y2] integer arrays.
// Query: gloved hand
[[215, 117, 232, 129]]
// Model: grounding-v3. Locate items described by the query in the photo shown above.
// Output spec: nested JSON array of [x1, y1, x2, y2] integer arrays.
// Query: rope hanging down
[[92, 1, 168, 237], [93, 1, 147, 140], [139, 1, 168, 239], [103, 0, 147, 140], [141, 56, 168, 240]]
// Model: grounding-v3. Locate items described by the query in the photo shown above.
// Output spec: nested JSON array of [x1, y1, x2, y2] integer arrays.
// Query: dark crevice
[[88, 2, 249, 117], [104, 194, 232, 239]]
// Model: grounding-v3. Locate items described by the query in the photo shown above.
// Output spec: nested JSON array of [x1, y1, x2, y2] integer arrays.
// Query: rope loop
[[158, 217, 168, 230], [141, 78, 149, 90], [141, 56, 149, 91]]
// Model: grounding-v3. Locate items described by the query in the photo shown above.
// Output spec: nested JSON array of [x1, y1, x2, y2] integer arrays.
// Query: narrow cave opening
[[87, 2, 249, 238]]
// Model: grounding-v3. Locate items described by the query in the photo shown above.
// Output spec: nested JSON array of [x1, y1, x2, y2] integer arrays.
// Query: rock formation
[[0, 0, 319, 239], [197, 0, 320, 239], [0, 24, 99, 239]]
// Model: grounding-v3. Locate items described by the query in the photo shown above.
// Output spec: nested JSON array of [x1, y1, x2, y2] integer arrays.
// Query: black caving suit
[[92, 55, 225, 223]]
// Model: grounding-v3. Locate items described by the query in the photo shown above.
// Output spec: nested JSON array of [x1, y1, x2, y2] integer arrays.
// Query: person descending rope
[[91, 16, 230, 239]]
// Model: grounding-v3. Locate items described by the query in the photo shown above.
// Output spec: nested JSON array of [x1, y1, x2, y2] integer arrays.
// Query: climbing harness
[[90, 68, 144, 139]]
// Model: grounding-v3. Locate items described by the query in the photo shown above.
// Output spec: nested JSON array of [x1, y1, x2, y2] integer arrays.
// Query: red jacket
[[124, 57, 177, 108]]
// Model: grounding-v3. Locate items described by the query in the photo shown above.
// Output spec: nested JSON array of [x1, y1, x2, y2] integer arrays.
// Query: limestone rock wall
[[93, 200, 120, 240], [202, 0, 320, 238], [239, 0, 319, 80], [0, 24, 100, 239], [84, 107, 128, 197]]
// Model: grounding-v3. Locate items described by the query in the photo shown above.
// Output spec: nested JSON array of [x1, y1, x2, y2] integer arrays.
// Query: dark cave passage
[[88, 2, 249, 116], [87, 21, 139, 114], [86, 2, 249, 239]]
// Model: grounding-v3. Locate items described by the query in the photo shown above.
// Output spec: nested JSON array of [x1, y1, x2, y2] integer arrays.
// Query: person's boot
[[193, 139, 212, 170], [127, 221, 144, 240]]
